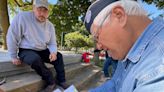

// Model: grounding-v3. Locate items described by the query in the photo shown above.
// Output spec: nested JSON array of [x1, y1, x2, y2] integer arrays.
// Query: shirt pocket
[[137, 65, 164, 85]]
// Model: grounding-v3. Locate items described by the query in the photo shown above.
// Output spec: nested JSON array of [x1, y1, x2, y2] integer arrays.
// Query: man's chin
[[36, 17, 46, 22], [38, 19, 46, 22]]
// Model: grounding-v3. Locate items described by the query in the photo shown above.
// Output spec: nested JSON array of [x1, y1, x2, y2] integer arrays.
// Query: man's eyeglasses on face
[[91, 11, 111, 42]]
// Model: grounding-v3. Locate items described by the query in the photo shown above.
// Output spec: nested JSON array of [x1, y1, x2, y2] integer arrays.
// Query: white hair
[[120, 0, 147, 16], [93, 0, 147, 27]]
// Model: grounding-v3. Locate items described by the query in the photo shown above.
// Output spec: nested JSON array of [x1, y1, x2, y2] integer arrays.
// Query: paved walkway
[[0, 48, 10, 62], [0, 48, 81, 63]]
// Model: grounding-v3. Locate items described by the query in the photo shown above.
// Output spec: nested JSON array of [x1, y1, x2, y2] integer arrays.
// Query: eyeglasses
[[91, 11, 111, 42]]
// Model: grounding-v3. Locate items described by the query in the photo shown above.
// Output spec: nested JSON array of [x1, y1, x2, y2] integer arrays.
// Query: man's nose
[[40, 11, 45, 16]]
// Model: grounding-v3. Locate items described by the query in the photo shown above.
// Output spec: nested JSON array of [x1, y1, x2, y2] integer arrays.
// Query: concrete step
[[67, 65, 102, 91], [80, 71, 106, 92], [0, 63, 92, 92], [65, 63, 91, 81], [0, 72, 43, 92], [0, 54, 81, 79]]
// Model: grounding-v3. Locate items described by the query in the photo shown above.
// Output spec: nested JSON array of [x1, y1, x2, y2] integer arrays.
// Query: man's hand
[[49, 53, 57, 62], [12, 58, 22, 65]]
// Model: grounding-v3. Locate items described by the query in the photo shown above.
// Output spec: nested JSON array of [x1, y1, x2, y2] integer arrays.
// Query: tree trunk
[[75, 47, 78, 53], [0, 0, 10, 50], [93, 41, 100, 66], [93, 51, 100, 66]]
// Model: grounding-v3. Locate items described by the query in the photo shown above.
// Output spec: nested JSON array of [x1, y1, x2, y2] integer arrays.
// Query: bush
[[65, 31, 94, 52]]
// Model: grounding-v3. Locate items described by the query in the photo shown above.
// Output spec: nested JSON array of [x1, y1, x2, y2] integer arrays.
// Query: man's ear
[[111, 5, 127, 27]]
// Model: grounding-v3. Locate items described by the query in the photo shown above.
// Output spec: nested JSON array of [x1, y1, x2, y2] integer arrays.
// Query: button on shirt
[[89, 17, 164, 92]]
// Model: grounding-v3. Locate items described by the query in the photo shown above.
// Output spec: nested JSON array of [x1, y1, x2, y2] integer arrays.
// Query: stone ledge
[[0, 63, 92, 92], [0, 54, 81, 78]]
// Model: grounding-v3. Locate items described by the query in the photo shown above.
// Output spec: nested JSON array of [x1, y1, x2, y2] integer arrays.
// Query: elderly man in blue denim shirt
[[84, 0, 164, 92]]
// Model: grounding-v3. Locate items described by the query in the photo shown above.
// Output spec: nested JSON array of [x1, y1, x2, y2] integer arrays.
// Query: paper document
[[53, 85, 78, 92], [53, 89, 62, 92], [64, 85, 78, 92]]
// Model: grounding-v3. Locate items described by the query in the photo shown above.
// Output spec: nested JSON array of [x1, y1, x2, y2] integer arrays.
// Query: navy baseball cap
[[84, 0, 118, 33]]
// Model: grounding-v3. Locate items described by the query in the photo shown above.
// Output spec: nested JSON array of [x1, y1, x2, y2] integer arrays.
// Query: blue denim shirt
[[89, 17, 164, 92]]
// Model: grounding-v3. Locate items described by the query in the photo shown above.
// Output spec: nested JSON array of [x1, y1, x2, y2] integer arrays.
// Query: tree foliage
[[65, 31, 87, 51], [72, 22, 90, 36], [1, 0, 163, 49], [8, 0, 33, 17], [143, 0, 164, 9], [64, 22, 93, 49], [65, 31, 93, 52], [49, 0, 91, 44]]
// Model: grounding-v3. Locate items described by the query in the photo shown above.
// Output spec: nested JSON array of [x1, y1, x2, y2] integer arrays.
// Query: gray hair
[[120, 0, 147, 16], [93, 0, 147, 27]]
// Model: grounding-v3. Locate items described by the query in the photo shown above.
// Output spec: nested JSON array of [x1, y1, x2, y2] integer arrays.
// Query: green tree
[[65, 22, 93, 49], [0, 0, 34, 49], [0, 0, 9, 49], [143, 0, 164, 9], [74, 23, 90, 36], [49, 0, 91, 45], [83, 35, 94, 48], [65, 31, 87, 52]]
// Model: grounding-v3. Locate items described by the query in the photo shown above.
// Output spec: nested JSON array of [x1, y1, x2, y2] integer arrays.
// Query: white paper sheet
[[64, 85, 78, 92], [53, 88, 62, 92], [53, 85, 78, 92]]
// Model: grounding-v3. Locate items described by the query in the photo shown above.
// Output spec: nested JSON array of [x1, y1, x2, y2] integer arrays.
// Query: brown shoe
[[40, 83, 56, 92], [59, 82, 69, 89]]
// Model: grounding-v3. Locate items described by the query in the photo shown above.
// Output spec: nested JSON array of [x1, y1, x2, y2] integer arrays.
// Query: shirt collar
[[122, 17, 164, 63]]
